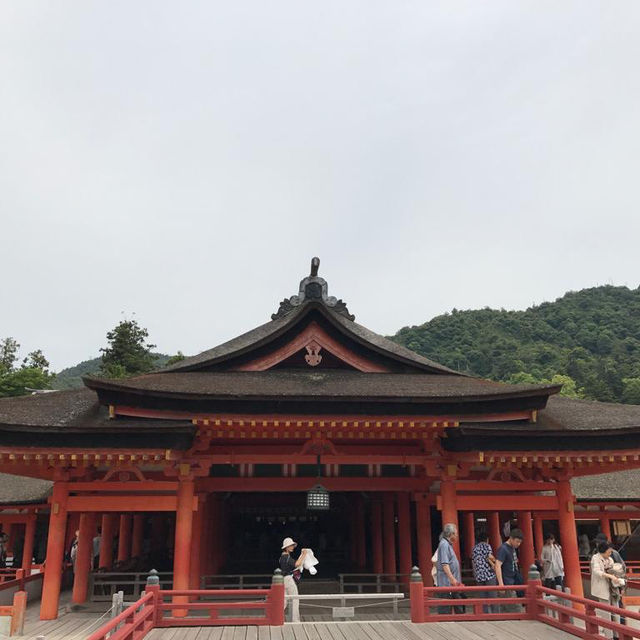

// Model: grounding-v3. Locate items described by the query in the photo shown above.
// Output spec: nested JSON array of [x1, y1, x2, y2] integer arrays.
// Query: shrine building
[[1, 258, 640, 620]]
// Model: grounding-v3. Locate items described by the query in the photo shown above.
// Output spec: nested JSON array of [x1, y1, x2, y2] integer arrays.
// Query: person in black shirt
[[280, 537, 307, 622]]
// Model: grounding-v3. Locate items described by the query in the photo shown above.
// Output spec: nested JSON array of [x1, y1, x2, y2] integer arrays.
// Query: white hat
[[281, 537, 297, 550]]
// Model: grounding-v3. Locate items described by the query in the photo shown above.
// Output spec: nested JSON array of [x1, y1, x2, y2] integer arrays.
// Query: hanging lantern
[[306, 484, 330, 511]]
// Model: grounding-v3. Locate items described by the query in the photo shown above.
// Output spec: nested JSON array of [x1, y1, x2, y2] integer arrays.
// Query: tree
[[0, 338, 54, 397], [165, 351, 186, 366], [622, 378, 640, 405], [99, 319, 157, 378]]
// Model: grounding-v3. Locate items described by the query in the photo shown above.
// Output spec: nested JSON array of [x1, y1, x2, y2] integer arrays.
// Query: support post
[[40, 482, 69, 620], [599, 511, 612, 540], [556, 481, 583, 599], [131, 515, 144, 559], [382, 493, 397, 575], [117, 514, 132, 564], [189, 496, 204, 589], [99, 514, 117, 569], [397, 492, 412, 579], [415, 496, 432, 585], [72, 512, 97, 604], [517, 511, 535, 576], [409, 566, 425, 623], [463, 512, 475, 560], [440, 479, 460, 558], [173, 478, 195, 616], [270, 569, 285, 626], [533, 514, 544, 560], [371, 500, 383, 574], [488, 511, 501, 552], [22, 516, 36, 575]]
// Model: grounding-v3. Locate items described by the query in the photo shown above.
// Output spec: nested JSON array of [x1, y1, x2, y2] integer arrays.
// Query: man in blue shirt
[[436, 523, 463, 613], [495, 528, 524, 612]]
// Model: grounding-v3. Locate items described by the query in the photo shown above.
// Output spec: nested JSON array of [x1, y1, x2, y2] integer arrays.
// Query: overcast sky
[[2, 2, 639, 371]]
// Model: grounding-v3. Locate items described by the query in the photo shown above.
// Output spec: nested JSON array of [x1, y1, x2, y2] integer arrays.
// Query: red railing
[[0, 570, 41, 636], [410, 566, 640, 639], [87, 570, 286, 640], [0, 569, 44, 593]]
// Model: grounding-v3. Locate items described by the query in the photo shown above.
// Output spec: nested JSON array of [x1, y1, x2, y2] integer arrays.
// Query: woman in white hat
[[279, 537, 307, 622]]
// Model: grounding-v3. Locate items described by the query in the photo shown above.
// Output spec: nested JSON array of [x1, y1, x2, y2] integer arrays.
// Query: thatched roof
[[0, 473, 52, 505]]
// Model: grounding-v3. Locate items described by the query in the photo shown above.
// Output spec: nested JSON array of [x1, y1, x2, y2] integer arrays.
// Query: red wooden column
[[174, 478, 195, 616], [440, 479, 460, 558], [556, 481, 583, 598], [463, 512, 475, 560], [22, 516, 36, 574], [99, 514, 117, 569], [397, 493, 412, 578], [72, 512, 96, 604], [517, 511, 535, 574], [599, 510, 612, 540], [41, 482, 69, 620], [533, 515, 544, 559], [206, 495, 219, 575], [117, 514, 132, 564], [371, 500, 383, 574], [382, 493, 397, 575], [414, 496, 432, 585], [131, 515, 144, 559], [189, 496, 204, 589], [488, 511, 501, 552]]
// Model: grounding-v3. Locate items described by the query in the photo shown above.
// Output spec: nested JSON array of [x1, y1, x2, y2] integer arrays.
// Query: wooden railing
[[87, 569, 286, 640], [410, 565, 640, 638], [89, 571, 173, 601], [200, 574, 273, 590], [338, 573, 411, 594], [580, 560, 640, 576], [0, 570, 43, 636]]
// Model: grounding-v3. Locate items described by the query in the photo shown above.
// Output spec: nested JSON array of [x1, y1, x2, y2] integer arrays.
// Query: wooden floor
[[145, 620, 577, 640]]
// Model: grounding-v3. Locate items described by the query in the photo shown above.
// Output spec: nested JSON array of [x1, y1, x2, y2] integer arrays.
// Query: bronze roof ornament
[[271, 257, 355, 321]]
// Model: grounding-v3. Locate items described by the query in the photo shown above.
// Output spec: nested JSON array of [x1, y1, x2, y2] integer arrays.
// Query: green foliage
[[53, 353, 173, 389], [392, 285, 640, 403], [622, 378, 640, 405], [166, 351, 186, 366], [0, 338, 55, 397], [99, 319, 158, 378]]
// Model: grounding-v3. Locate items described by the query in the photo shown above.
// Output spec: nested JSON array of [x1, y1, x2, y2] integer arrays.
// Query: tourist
[[70, 530, 79, 571], [92, 528, 101, 570], [495, 528, 524, 612], [279, 537, 307, 623], [590, 541, 621, 638], [0, 530, 7, 568], [578, 534, 591, 559], [471, 528, 497, 613], [540, 532, 564, 590], [436, 523, 464, 614]]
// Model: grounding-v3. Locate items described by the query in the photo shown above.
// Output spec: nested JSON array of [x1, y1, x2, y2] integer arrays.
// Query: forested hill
[[391, 286, 640, 404], [53, 354, 171, 389]]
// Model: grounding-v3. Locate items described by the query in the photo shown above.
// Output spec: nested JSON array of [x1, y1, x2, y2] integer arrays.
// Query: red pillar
[[463, 512, 475, 560], [556, 481, 583, 598], [440, 479, 460, 558], [533, 515, 544, 560], [371, 501, 383, 574], [131, 515, 144, 559], [99, 514, 116, 569], [41, 482, 69, 620], [117, 514, 132, 564], [173, 478, 195, 615], [599, 512, 612, 540], [72, 512, 96, 604], [22, 517, 36, 574], [206, 495, 219, 575], [382, 493, 396, 575], [189, 497, 204, 589], [488, 511, 501, 552], [397, 493, 412, 577], [517, 511, 534, 575], [415, 497, 432, 585]]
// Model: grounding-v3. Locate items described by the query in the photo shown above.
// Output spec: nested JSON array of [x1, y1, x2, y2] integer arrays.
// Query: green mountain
[[391, 285, 640, 404], [52, 353, 172, 390]]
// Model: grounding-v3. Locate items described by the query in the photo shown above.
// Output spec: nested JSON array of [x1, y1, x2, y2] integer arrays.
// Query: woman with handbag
[[279, 537, 308, 622]]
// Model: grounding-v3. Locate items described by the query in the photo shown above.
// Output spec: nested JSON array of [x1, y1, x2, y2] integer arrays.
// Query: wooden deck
[[144, 620, 577, 639]]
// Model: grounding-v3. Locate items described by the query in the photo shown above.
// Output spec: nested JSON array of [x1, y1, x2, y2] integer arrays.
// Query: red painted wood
[[99, 514, 117, 569], [440, 479, 460, 559], [117, 515, 132, 564], [40, 482, 68, 620], [455, 494, 558, 511], [196, 477, 427, 492], [21, 517, 36, 574], [463, 512, 475, 560], [533, 515, 544, 559], [556, 481, 583, 599], [72, 512, 96, 604], [415, 497, 432, 584], [517, 511, 534, 575], [397, 492, 412, 577], [67, 496, 180, 512], [383, 493, 396, 575], [173, 479, 194, 617], [488, 511, 501, 553]]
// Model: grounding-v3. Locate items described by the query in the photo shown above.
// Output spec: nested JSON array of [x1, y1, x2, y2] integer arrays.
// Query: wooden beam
[[454, 481, 557, 492], [442, 494, 558, 511], [69, 481, 178, 492], [196, 477, 427, 492], [66, 495, 194, 512]]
